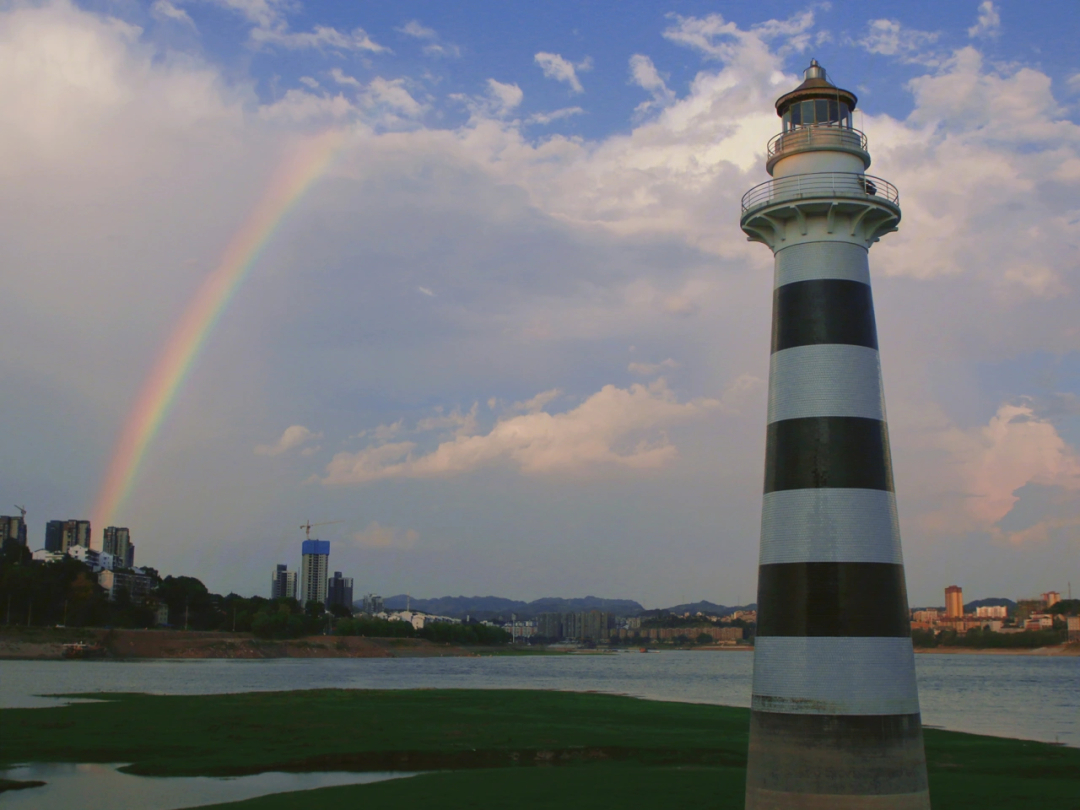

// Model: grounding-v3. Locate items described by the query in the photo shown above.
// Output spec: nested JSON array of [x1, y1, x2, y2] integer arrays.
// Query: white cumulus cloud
[[256, 425, 323, 457], [534, 52, 591, 94], [323, 380, 719, 484], [968, 1, 1001, 39]]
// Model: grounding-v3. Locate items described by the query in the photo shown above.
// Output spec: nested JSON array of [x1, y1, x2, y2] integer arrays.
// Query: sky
[[2, 0, 1079, 608]]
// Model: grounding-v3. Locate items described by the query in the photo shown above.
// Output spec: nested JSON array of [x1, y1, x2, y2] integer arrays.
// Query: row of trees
[[1, 539, 510, 644], [912, 626, 1069, 649], [334, 615, 511, 645]]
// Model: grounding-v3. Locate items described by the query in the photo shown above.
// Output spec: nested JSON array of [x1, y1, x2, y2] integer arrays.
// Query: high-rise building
[[1041, 591, 1061, 608], [326, 571, 353, 611], [741, 61, 928, 808], [0, 515, 27, 547], [44, 520, 64, 552], [360, 594, 384, 614], [945, 585, 964, 618], [299, 540, 330, 607], [102, 527, 133, 569], [60, 520, 91, 553], [271, 564, 297, 600]]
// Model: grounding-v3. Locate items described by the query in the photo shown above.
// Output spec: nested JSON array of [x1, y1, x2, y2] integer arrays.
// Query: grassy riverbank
[[1, 689, 1076, 808]]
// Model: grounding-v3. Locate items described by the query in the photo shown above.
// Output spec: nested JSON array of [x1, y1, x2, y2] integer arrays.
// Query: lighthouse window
[[786, 99, 853, 129]]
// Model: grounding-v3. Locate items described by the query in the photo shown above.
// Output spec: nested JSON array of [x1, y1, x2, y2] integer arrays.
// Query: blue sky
[[2, 0, 1079, 607]]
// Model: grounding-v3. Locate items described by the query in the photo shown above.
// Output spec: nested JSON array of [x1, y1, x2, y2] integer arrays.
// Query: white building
[[975, 605, 1008, 619], [66, 546, 116, 572], [299, 540, 330, 607], [390, 610, 459, 630]]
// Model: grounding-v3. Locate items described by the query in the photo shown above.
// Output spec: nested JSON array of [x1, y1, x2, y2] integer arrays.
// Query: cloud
[[323, 380, 719, 484], [662, 10, 816, 63], [361, 77, 426, 124], [329, 67, 361, 88], [396, 19, 459, 57], [151, 0, 196, 30], [526, 106, 583, 125], [352, 521, 419, 550], [202, 0, 386, 52], [414, 404, 479, 437], [628, 358, 679, 375], [855, 19, 941, 64], [486, 78, 523, 114], [258, 89, 355, 122], [629, 54, 674, 114], [299, 75, 319, 89], [251, 24, 386, 52], [926, 402, 1080, 537], [397, 19, 436, 40], [534, 52, 591, 94], [968, 1, 1001, 39], [255, 425, 323, 457], [416, 285, 435, 297]]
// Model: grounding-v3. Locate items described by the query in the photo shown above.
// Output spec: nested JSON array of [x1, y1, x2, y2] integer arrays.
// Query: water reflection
[[0, 762, 416, 810]]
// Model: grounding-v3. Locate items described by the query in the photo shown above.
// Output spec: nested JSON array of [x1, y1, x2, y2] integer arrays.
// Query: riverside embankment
[[0, 628, 482, 660]]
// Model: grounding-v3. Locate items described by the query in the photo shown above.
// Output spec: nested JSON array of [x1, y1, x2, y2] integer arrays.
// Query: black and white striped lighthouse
[[740, 61, 930, 809]]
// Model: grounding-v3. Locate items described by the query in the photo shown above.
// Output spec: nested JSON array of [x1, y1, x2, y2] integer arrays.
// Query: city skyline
[[2, 1, 1079, 607]]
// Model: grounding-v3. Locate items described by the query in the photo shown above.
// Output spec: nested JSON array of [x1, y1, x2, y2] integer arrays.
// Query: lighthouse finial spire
[[805, 58, 826, 81]]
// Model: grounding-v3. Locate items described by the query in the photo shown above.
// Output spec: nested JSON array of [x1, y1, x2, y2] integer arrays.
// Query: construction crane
[[14, 505, 26, 520], [301, 520, 343, 540]]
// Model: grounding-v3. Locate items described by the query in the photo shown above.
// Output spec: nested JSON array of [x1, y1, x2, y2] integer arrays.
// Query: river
[[2, 650, 1077, 746]]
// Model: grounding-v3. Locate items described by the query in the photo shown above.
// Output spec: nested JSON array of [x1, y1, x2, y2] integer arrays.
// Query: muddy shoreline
[[0, 629, 482, 660]]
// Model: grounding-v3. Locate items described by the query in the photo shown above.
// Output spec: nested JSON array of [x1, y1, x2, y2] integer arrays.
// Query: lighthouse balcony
[[741, 172, 898, 214], [740, 172, 901, 249], [766, 125, 869, 174]]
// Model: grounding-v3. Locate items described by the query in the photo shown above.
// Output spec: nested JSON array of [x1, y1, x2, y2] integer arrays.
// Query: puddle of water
[[0, 763, 417, 810]]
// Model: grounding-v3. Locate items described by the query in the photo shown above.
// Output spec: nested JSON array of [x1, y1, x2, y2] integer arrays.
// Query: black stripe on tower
[[772, 278, 878, 352], [756, 562, 911, 636], [765, 417, 894, 493]]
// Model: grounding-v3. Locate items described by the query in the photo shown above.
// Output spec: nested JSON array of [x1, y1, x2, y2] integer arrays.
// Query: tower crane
[[301, 520, 343, 540], [14, 505, 26, 520]]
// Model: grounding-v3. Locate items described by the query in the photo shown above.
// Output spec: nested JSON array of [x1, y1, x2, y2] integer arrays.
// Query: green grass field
[[0, 689, 1076, 809]]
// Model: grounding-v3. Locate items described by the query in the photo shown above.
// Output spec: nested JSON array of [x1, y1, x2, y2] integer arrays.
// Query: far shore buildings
[[299, 539, 330, 607], [326, 571, 353, 611], [270, 564, 298, 600], [945, 585, 964, 618], [102, 526, 135, 568], [0, 514, 27, 547]]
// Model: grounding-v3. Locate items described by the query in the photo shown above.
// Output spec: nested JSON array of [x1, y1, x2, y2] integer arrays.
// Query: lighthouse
[[740, 61, 930, 809]]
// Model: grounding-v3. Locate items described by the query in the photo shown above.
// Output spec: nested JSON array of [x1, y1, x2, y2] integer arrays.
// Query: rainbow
[[91, 128, 348, 533]]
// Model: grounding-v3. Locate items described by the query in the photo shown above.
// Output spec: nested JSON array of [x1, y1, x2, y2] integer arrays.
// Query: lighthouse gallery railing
[[767, 126, 868, 161], [741, 172, 899, 214]]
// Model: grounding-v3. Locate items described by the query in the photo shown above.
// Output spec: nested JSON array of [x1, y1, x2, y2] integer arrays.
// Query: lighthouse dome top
[[775, 59, 858, 128]]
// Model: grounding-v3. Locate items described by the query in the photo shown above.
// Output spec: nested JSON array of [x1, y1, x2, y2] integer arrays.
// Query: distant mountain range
[[365, 595, 753, 620]]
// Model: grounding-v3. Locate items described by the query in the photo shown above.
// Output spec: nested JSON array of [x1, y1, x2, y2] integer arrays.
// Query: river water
[[2, 651, 1077, 746]]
